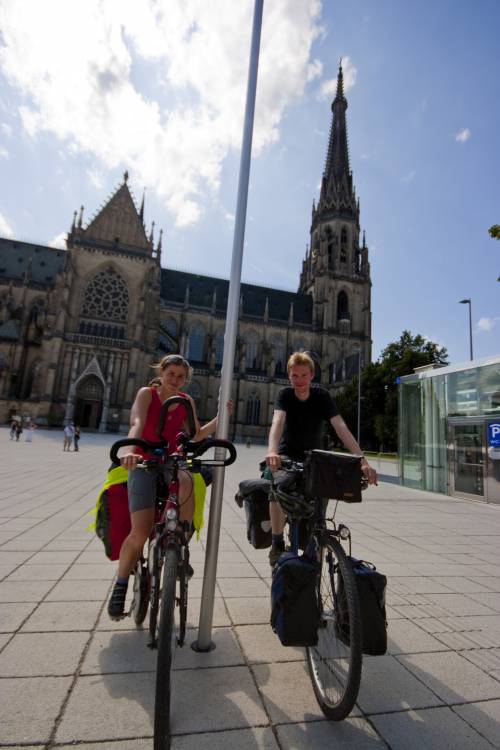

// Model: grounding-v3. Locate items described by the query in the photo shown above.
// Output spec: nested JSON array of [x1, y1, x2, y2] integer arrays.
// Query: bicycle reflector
[[338, 524, 350, 540]]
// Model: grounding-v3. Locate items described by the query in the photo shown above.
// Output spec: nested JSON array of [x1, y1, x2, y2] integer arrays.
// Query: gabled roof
[[0, 237, 66, 284], [73, 174, 152, 253], [160, 269, 313, 325]]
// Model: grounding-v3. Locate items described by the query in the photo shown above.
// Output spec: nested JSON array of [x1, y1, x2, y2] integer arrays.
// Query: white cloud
[[87, 168, 105, 189], [224, 211, 235, 224], [455, 128, 471, 143], [0, 211, 14, 237], [0, 146, 8, 158], [0, 0, 323, 227], [49, 232, 67, 249], [318, 56, 357, 100], [1, 123, 13, 137], [477, 316, 499, 332]]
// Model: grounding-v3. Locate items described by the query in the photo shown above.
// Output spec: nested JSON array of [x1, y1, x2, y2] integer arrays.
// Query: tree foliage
[[335, 330, 448, 452], [489, 224, 500, 240]]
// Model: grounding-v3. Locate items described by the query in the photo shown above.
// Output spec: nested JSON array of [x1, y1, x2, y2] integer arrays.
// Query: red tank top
[[138, 388, 189, 456]]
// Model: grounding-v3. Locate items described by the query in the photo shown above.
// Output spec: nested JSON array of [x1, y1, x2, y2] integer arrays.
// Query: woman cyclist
[[107, 354, 225, 620]]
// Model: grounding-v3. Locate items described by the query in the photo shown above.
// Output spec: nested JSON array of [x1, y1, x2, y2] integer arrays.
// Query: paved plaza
[[1, 427, 500, 749]]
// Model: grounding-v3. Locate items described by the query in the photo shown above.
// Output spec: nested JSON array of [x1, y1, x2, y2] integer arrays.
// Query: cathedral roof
[[0, 238, 66, 284], [161, 269, 312, 325]]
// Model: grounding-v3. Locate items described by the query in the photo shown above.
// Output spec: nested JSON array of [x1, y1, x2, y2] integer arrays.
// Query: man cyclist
[[266, 351, 378, 565]]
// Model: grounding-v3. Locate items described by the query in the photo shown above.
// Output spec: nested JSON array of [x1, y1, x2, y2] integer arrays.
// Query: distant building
[[0, 65, 372, 439]]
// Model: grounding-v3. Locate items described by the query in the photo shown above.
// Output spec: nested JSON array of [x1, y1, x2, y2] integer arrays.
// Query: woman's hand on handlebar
[[120, 451, 142, 471], [266, 452, 282, 472]]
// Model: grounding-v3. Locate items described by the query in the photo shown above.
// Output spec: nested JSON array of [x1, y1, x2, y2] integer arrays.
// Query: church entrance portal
[[75, 376, 103, 429]]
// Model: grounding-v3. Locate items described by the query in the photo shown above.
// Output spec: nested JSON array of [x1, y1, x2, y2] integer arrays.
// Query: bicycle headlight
[[166, 507, 177, 521], [339, 524, 350, 540]]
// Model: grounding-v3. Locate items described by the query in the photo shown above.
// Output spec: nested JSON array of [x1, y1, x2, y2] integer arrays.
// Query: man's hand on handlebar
[[266, 452, 282, 472], [360, 458, 378, 486]]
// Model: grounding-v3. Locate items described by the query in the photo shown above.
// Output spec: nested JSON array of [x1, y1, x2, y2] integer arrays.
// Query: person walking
[[25, 419, 35, 442], [10, 420, 17, 440], [63, 422, 75, 451], [15, 421, 23, 442], [73, 425, 81, 452]]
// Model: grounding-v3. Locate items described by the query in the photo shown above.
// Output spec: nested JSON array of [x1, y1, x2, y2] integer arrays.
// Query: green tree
[[335, 331, 448, 452], [489, 225, 500, 240]]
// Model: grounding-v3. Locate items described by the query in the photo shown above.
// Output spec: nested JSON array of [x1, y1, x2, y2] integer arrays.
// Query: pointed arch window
[[245, 331, 259, 369], [187, 323, 205, 363], [270, 335, 285, 375], [340, 227, 348, 264], [337, 291, 349, 322], [215, 330, 224, 366], [81, 269, 129, 322], [186, 380, 202, 414], [246, 392, 261, 426], [162, 317, 178, 337]]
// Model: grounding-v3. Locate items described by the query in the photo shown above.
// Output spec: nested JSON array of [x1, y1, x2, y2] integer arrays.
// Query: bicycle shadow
[[97, 628, 270, 746]]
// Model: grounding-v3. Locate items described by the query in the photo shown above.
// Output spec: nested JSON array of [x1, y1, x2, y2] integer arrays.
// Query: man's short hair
[[287, 351, 315, 374]]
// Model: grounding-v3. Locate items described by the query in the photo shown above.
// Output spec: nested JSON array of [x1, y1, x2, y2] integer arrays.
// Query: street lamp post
[[459, 298, 473, 361]]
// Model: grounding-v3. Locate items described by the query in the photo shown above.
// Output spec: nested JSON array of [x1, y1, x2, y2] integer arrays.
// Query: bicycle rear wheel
[[306, 536, 362, 721], [154, 546, 179, 750]]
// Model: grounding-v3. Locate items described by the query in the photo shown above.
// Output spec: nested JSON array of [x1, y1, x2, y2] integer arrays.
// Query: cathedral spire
[[139, 189, 145, 223]]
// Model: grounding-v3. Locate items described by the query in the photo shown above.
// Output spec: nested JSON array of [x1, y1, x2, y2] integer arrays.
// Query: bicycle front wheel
[[154, 546, 179, 750], [306, 536, 362, 721]]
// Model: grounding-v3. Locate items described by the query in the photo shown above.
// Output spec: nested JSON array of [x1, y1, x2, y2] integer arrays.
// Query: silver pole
[[193, 0, 264, 652], [468, 300, 473, 361]]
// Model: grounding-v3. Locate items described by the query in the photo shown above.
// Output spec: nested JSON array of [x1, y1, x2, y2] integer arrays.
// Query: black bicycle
[[270, 453, 368, 721], [110, 396, 237, 750]]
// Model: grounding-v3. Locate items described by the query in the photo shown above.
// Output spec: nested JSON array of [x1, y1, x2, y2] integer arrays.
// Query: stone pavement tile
[[431, 576, 494, 593], [0, 579, 54, 602], [186, 596, 230, 628], [356, 655, 444, 714], [398, 651, 500, 704], [388, 577, 453, 595], [21, 599, 102, 632], [216, 561, 259, 578], [46, 578, 112, 601], [462, 647, 500, 673], [385, 605, 405, 621], [0, 601, 37, 632], [371, 705, 494, 750], [172, 727, 279, 750], [43, 539, 89, 551], [252, 660, 353, 724], [276, 718, 386, 749], [424, 593, 497, 616], [6, 562, 70, 581], [1, 538, 56, 551], [0, 631, 89, 675], [57, 743, 153, 750], [387, 619, 449, 654], [408, 563, 487, 577], [0, 550, 33, 565], [437, 614, 500, 637], [81, 629, 156, 674], [371, 563, 418, 577], [235, 624, 305, 664], [468, 592, 500, 612], [172, 626, 244, 670], [56, 666, 268, 742], [1, 675, 72, 744], [453, 699, 500, 748], [25, 549, 81, 564], [76, 549, 117, 564], [225, 596, 270, 625], [218, 577, 270, 597], [62, 563, 115, 580], [466, 576, 500, 592], [0, 563, 19, 578]]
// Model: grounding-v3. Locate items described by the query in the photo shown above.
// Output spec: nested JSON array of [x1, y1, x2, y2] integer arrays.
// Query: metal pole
[[357, 348, 361, 444], [193, 0, 264, 652], [468, 300, 473, 361]]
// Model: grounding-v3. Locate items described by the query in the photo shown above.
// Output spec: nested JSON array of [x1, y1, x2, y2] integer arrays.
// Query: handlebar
[[109, 436, 237, 468], [158, 395, 196, 441]]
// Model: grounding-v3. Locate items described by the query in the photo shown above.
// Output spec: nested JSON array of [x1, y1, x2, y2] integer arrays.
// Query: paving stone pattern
[[1, 427, 500, 749]]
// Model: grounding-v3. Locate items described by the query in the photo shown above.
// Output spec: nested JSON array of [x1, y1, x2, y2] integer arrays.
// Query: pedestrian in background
[[25, 419, 36, 442], [9, 420, 17, 440], [73, 425, 81, 452], [63, 423, 74, 451], [15, 421, 23, 442]]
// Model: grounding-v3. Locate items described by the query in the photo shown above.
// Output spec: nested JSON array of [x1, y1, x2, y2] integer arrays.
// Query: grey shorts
[[127, 466, 171, 513]]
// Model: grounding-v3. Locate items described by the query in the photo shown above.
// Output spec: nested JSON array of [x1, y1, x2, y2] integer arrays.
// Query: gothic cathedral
[[0, 65, 371, 440]]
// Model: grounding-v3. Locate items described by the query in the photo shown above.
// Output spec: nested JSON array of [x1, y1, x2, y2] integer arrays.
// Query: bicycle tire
[[306, 536, 362, 721], [177, 549, 189, 646], [148, 540, 162, 648], [131, 561, 149, 627], [154, 546, 179, 750]]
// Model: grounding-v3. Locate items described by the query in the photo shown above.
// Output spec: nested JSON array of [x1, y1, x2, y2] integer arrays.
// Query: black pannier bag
[[336, 557, 387, 656], [303, 449, 363, 502], [271, 552, 319, 647], [235, 478, 272, 549]]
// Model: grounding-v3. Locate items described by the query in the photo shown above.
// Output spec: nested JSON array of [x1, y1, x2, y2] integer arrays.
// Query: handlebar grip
[[188, 438, 237, 466], [109, 438, 164, 465], [158, 396, 196, 441]]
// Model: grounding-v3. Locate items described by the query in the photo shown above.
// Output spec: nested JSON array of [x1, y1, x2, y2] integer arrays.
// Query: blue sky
[[0, 0, 498, 364]]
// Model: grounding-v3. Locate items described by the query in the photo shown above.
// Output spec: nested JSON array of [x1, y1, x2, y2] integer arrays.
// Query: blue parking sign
[[488, 423, 500, 448]]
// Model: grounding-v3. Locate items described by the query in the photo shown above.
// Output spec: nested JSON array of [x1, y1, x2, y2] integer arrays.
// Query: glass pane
[[399, 380, 423, 489], [447, 369, 479, 417], [478, 363, 500, 416], [454, 424, 484, 496]]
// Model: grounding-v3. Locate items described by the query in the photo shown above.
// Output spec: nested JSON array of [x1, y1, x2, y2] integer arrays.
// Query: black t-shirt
[[276, 385, 339, 460]]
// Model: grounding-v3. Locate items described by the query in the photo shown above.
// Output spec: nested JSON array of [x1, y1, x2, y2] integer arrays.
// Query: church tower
[[299, 63, 372, 384]]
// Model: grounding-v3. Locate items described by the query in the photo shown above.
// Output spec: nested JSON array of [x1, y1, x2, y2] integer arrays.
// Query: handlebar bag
[[235, 479, 272, 549], [336, 557, 387, 655], [93, 466, 130, 561], [303, 450, 363, 502], [271, 552, 319, 647]]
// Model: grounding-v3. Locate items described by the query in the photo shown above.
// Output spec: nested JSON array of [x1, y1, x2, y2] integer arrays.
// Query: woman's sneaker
[[108, 581, 128, 620]]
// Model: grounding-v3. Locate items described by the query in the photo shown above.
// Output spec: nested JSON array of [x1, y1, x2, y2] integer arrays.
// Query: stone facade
[[0, 66, 371, 441]]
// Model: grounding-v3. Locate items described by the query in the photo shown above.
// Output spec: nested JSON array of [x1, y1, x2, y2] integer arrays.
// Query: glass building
[[399, 355, 500, 503]]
